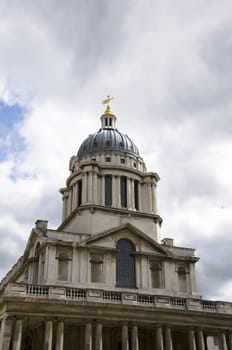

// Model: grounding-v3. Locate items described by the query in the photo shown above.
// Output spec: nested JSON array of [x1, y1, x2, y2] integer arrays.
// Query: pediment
[[0, 228, 45, 291], [84, 223, 169, 256]]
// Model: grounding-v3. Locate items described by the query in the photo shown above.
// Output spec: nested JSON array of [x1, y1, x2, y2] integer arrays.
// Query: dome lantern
[[101, 96, 117, 129]]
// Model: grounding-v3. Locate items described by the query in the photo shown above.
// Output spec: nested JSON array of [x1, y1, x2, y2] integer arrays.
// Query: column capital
[[155, 323, 164, 328]]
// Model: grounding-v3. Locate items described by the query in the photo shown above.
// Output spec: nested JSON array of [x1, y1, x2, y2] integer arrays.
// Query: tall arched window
[[116, 239, 136, 288]]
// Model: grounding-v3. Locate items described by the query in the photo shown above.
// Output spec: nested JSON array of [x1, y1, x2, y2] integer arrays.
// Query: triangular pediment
[[0, 228, 46, 291], [84, 223, 169, 256]]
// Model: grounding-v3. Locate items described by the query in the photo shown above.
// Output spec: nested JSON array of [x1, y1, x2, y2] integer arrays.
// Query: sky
[[0, 0, 232, 301]]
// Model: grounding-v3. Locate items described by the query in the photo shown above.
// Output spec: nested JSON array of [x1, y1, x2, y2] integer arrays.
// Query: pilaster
[[131, 325, 139, 350], [85, 322, 92, 350], [122, 324, 129, 350], [189, 329, 196, 350], [56, 321, 64, 350], [0, 317, 13, 350], [12, 319, 23, 350], [95, 323, 102, 350], [44, 320, 53, 350], [156, 326, 164, 350]]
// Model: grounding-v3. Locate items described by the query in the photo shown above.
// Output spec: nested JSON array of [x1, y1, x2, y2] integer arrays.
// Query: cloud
[[0, 0, 232, 302]]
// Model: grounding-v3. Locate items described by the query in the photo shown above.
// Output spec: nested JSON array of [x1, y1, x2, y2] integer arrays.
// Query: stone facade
[[0, 104, 231, 350]]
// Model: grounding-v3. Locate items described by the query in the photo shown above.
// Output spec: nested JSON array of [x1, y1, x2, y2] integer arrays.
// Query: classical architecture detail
[[0, 100, 231, 349]]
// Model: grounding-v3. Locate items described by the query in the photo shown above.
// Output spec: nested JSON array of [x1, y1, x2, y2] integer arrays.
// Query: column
[[122, 324, 129, 350], [12, 319, 23, 350], [93, 172, 98, 204], [156, 326, 164, 350], [44, 320, 53, 350], [127, 178, 132, 210], [148, 183, 152, 213], [95, 323, 102, 350], [0, 317, 13, 350], [82, 172, 88, 204], [165, 326, 173, 350], [67, 188, 73, 215], [88, 172, 93, 203], [112, 176, 118, 208], [72, 183, 77, 210], [189, 329, 196, 350], [151, 183, 157, 213], [85, 323, 92, 350], [131, 179, 135, 210], [116, 176, 121, 208], [219, 332, 228, 350], [56, 321, 64, 350], [131, 325, 139, 350], [196, 329, 205, 350], [101, 176, 105, 206], [227, 332, 232, 350], [62, 193, 68, 221], [138, 182, 142, 211]]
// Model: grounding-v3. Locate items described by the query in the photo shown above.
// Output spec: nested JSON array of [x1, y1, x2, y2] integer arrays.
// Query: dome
[[77, 128, 141, 159]]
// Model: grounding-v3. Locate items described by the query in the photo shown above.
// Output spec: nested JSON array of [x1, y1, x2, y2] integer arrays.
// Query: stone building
[[0, 100, 232, 350]]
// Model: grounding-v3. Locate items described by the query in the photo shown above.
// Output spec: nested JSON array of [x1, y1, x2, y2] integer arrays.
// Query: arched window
[[57, 252, 69, 281], [116, 239, 136, 288], [177, 266, 188, 292]]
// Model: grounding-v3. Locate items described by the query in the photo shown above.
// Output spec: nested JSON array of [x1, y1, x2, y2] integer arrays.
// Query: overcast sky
[[0, 0, 232, 301]]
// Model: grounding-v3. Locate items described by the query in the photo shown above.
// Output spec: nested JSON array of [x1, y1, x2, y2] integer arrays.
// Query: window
[[134, 180, 139, 210], [109, 118, 112, 126], [57, 252, 69, 281], [78, 180, 82, 206], [106, 157, 111, 162], [150, 261, 162, 288], [90, 254, 104, 283], [116, 239, 136, 288], [105, 175, 112, 206], [133, 162, 137, 168], [177, 266, 188, 292], [120, 158, 125, 164], [120, 176, 127, 208]]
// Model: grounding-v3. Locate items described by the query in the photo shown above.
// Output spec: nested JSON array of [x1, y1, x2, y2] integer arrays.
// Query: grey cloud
[[185, 231, 232, 299]]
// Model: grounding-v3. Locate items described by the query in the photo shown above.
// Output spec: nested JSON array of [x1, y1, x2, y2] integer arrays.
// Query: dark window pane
[[121, 176, 127, 208], [78, 181, 82, 206], [134, 180, 139, 210], [105, 175, 112, 206], [116, 239, 136, 288]]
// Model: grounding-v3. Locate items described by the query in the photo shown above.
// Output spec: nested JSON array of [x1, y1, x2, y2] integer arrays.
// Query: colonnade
[[63, 170, 158, 220], [0, 317, 231, 350]]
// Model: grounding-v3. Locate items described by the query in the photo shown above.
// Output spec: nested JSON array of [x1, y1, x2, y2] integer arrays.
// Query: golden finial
[[102, 95, 114, 114]]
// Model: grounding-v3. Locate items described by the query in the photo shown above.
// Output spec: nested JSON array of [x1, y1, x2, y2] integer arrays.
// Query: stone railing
[[3, 283, 232, 315]]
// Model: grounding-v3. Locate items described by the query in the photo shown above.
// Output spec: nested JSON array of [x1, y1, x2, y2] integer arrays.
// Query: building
[[0, 99, 232, 350]]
